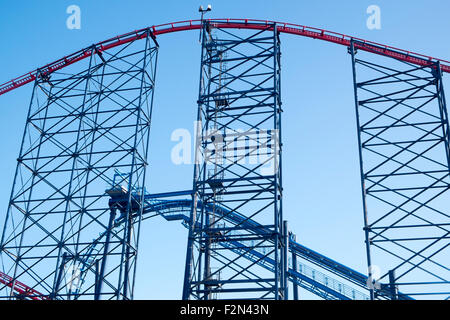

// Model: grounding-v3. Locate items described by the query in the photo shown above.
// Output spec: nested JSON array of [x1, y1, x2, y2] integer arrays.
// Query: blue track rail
[[141, 197, 370, 300], [140, 194, 412, 300]]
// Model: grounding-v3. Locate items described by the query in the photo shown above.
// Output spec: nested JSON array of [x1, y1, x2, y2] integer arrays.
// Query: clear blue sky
[[0, 0, 449, 299]]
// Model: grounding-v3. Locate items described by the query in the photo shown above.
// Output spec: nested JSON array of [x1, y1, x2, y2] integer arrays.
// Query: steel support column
[[350, 40, 450, 300], [183, 21, 286, 300], [291, 234, 299, 300]]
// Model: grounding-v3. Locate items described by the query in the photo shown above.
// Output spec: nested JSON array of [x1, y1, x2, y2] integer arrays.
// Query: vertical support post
[[51, 252, 68, 299], [434, 62, 450, 169], [349, 40, 375, 300], [182, 20, 208, 301], [94, 259, 100, 300], [283, 221, 289, 300], [96, 207, 116, 300], [291, 250, 299, 300], [388, 269, 398, 300]]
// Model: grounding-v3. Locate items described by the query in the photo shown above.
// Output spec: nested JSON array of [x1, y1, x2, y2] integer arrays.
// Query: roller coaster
[[0, 19, 449, 300]]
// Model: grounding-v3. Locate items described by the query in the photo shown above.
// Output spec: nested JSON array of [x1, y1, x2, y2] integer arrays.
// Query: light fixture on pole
[[198, 4, 212, 42]]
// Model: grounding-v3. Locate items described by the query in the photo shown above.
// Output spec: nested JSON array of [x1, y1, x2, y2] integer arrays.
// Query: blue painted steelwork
[[24, 182, 409, 300], [142, 194, 416, 300], [68, 192, 370, 300], [182, 21, 286, 300], [0, 19, 445, 301], [0, 30, 159, 300], [350, 40, 450, 300], [143, 197, 369, 300]]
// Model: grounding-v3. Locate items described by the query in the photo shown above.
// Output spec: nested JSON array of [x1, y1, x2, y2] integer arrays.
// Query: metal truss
[[350, 40, 450, 300], [182, 21, 287, 300], [0, 29, 158, 300]]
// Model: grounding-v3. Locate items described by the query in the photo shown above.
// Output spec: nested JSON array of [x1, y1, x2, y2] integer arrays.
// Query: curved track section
[[140, 196, 411, 300], [1, 18, 449, 96]]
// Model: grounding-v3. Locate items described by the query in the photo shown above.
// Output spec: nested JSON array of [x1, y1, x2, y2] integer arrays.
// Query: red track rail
[[0, 271, 48, 300], [1, 18, 449, 97]]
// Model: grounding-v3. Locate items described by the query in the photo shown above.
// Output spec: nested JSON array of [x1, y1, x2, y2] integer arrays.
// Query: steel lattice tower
[[0, 30, 158, 300], [182, 21, 287, 300], [350, 40, 450, 300]]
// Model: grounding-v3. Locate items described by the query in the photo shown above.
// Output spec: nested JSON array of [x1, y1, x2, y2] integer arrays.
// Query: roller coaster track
[[60, 187, 410, 300], [143, 198, 369, 300], [67, 193, 369, 300], [0, 270, 48, 300], [1, 18, 450, 97], [140, 195, 412, 300], [0, 190, 414, 300]]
